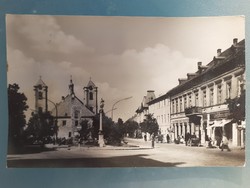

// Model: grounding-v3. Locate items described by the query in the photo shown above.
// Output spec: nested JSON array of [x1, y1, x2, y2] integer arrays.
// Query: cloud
[[7, 15, 95, 55]]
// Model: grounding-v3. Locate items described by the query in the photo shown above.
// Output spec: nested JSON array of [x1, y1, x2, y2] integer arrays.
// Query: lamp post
[[98, 98, 105, 147], [111, 96, 132, 120], [43, 98, 58, 143]]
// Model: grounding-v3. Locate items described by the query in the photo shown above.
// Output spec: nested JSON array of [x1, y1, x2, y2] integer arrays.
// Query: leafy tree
[[124, 120, 139, 138], [140, 114, 159, 136], [227, 90, 245, 124], [92, 114, 124, 145], [8, 83, 29, 150], [25, 111, 54, 143]]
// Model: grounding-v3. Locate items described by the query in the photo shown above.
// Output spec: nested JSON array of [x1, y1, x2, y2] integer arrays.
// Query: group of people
[[144, 132, 231, 151]]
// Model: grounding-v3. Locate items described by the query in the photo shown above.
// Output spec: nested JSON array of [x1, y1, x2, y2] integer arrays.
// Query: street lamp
[[43, 98, 58, 142], [105, 108, 117, 115], [111, 96, 132, 120]]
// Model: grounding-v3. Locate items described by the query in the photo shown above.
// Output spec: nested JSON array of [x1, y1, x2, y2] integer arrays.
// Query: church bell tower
[[34, 76, 48, 113], [83, 78, 98, 114]]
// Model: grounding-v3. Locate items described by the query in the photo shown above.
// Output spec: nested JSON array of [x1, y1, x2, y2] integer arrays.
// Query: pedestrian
[[185, 132, 190, 146], [220, 135, 231, 152], [166, 134, 170, 143], [144, 134, 147, 141], [151, 133, 155, 148]]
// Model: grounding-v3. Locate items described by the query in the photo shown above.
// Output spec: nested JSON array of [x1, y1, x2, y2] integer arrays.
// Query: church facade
[[33, 77, 98, 140]]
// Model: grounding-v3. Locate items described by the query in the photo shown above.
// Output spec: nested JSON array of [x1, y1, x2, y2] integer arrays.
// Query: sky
[[6, 15, 245, 122]]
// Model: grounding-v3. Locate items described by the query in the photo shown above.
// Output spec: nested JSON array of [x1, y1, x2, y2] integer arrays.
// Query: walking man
[[220, 135, 231, 151]]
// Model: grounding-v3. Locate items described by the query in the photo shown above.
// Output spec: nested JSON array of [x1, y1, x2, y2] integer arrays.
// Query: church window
[[74, 110, 79, 118], [62, 120, 66, 126], [89, 92, 93, 100], [75, 120, 78, 126], [38, 91, 43, 99]]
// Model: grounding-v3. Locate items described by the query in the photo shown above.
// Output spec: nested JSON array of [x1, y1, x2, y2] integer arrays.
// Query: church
[[33, 76, 98, 140]]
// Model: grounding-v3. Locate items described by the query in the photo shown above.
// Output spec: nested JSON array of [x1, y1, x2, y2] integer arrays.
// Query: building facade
[[147, 94, 171, 141], [167, 38, 245, 147], [135, 90, 156, 124], [34, 77, 99, 140], [133, 38, 245, 147]]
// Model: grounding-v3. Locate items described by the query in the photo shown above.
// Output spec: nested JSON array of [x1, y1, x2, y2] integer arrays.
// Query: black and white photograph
[[6, 15, 245, 168]]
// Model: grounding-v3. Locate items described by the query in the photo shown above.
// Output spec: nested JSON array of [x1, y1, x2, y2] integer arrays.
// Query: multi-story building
[[147, 94, 171, 141], [135, 90, 156, 124], [167, 38, 245, 147]]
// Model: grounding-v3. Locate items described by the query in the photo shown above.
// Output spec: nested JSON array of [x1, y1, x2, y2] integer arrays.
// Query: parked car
[[188, 138, 200, 146]]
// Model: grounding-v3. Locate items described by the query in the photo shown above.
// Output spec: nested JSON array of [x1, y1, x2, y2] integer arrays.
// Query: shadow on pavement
[[8, 145, 56, 155], [7, 154, 185, 168]]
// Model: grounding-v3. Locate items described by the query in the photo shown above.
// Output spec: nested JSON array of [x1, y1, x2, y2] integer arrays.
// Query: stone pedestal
[[98, 132, 105, 147]]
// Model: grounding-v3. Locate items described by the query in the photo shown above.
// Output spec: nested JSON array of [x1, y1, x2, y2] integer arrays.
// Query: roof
[[35, 76, 47, 87], [147, 93, 169, 105], [52, 94, 95, 117], [167, 39, 245, 96], [87, 79, 96, 87]]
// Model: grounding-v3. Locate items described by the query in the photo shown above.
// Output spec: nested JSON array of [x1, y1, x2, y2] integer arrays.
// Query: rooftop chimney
[[217, 49, 222, 57], [178, 78, 187, 85], [233, 38, 238, 46], [187, 73, 197, 80]]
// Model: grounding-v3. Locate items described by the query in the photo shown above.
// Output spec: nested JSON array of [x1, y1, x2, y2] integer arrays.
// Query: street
[[7, 138, 245, 168]]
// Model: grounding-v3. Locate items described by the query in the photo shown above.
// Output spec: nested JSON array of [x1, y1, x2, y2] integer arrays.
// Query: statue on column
[[98, 98, 105, 147]]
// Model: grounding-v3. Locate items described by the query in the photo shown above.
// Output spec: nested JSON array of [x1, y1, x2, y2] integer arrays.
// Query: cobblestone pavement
[[7, 138, 245, 167]]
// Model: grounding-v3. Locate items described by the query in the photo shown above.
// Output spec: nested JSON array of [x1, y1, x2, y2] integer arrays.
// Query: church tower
[[34, 76, 48, 113], [83, 78, 98, 114]]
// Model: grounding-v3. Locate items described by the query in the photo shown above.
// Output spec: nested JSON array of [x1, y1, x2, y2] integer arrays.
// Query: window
[[38, 91, 43, 99], [226, 81, 232, 99], [180, 98, 183, 112], [62, 120, 66, 126], [74, 110, 79, 118], [209, 88, 214, 106], [195, 92, 199, 106], [202, 89, 207, 107], [188, 94, 192, 107], [217, 85, 222, 104], [89, 92, 93, 100], [172, 100, 175, 113], [175, 99, 178, 113], [75, 120, 78, 126], [184, 96, 187, 109]]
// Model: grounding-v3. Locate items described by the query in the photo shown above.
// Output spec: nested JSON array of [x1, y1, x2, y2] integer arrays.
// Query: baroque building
[[167, 38, 245, 147], [34, 77, 98, 139], [134, 38, 245, 147]]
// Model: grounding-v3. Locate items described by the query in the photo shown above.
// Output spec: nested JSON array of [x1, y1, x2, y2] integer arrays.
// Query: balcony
[[185, 106, 202, 117]]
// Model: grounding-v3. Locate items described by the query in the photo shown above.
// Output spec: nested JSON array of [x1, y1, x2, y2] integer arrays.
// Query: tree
[[124, 120, 139, 138], [25, 111, 54, 143], [92, 114, 124, 145], [140, 114, 159, 136], [227, 90, 245, 124], [8, 83, 29, 150]]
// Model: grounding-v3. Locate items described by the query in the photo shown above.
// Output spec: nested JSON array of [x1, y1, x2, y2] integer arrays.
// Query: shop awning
[[207, 119, 232, 129]]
